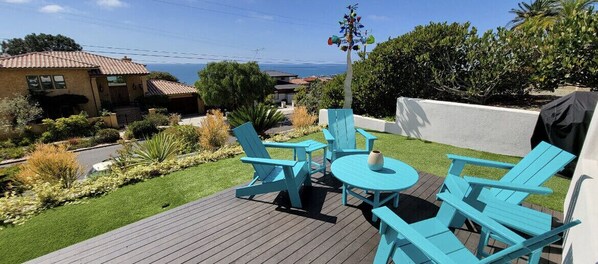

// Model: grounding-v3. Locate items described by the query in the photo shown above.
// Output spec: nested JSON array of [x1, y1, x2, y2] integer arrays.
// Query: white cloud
[[39, 4, 66, 13], [368, 15, 389, 21], [96, 0, 126, 8], [2, 0, 31, 3]]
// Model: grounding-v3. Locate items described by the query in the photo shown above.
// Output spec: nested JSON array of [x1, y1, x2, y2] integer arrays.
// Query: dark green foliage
[[147, 71, 180, 83], [40, 113, 96, 143], [162, 125, 200, 154], [0, 147, 26, 161], [93, 128, 120, 144], [0, 166, 23, 197], [533, 8, 598, 90], [294, 77, 344, 114], [34, 94, 89, 119], [195, 61, 275, 110], [1, 33, 82, 55], [127, 120, 159, 139], [227, 104, 285, 136], [139, 95, 170, 109], [144, 113, 169, 126]]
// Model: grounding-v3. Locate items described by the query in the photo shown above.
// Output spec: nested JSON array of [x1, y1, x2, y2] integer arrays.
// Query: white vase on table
[[367, 150, 384, 171]]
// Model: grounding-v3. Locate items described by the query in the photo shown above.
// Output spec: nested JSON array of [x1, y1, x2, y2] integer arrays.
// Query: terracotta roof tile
[[0, 51, 149, 75], [147, 79, 197, 96]]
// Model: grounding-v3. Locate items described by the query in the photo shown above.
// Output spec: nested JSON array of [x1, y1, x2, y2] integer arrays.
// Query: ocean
[[146, 63, 347, 85]]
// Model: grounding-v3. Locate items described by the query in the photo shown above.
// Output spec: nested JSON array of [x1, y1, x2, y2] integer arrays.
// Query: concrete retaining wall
[[319, 97, 539, 157], [562, 104, 598, 264]]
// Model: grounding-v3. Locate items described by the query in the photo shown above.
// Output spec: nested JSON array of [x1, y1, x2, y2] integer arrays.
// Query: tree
[[195, 61, 274, 110], [533, 7, 598, 90], [0, 94, 43, 134], [1, 33, 82, 55], [327, 4, 375, 109], [147, 71, 180, 83], [509, 0, 559, 29]]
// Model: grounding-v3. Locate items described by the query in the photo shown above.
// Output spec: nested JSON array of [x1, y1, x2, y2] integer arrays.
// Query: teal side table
[[293, 139, 328, 177]]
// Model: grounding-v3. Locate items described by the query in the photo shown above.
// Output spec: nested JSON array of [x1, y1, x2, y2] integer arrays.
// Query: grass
[[0, 131, 570, 263]]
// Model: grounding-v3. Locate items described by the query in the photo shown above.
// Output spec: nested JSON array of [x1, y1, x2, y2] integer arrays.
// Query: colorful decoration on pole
[[327, 3, 375, 52]]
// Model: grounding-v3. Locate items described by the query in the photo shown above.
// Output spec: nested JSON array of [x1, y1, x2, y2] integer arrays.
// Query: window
[[40, 75, 53, 90], [53, 75, 66, 89], [26, 76, 41, 90], [107, 75, 126, 86], [26, 75, 68, 90]]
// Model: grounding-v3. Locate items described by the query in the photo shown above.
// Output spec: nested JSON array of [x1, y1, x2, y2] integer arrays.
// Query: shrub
[[227, 104, 284, 137], [0, 166, 23, 196], [291, 106, 318, 129], [163, 125, 199, 154], [94, 128, 120, 144], [127, 120, 159, 139], [130, 132, 182, 165], [40, 112, 94, 143], [0, 94, 43, 134], [169, 113, 181, 126], [198, 109, 229, 151], [0, 147, 26, 160], [15, 144, 81, 188], [144, 113, 169, 126]]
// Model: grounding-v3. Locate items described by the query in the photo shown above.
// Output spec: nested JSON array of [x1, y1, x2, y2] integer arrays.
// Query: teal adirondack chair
[[439, 141, 575, 263], [372, 192, 581, 264], [323, 109, 377, 162], [233, 122, 310, 208]]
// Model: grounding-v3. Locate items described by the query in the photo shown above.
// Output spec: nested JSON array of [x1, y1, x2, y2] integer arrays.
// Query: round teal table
[[331, 154, 419, 221]]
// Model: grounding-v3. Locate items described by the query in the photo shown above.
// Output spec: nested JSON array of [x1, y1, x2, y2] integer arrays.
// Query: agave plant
[[227, 104, 285, 137], [130, 132, 182, 165]]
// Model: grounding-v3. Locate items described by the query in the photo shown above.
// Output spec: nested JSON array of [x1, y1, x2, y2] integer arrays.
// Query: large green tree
[[1, 33, 82, 55], [195, 61, 274, 110]]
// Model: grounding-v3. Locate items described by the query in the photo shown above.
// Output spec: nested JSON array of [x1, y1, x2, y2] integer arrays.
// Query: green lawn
[[0, 131, 570, 263]]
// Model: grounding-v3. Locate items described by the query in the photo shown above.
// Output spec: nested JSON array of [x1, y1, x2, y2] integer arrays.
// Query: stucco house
[[0, 51, 203, 122], [264, 70, 300, 104]]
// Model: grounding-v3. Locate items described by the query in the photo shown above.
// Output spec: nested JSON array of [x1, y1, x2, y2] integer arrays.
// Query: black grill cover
[[531, 91, 598, 177]]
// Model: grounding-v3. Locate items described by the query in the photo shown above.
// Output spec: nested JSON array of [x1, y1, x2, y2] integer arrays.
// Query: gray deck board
[[29, 157, 564, 264]]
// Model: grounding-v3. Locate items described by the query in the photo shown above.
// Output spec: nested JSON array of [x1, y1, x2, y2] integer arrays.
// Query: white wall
[[319, 98, 539, 157], [562, 104, 598, 264], [393, 97, 539, 156]]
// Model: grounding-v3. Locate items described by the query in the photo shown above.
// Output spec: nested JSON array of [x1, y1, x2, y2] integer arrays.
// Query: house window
[[53, 75, 66, 89], [26, 76, 41, 90], [26, 75, 68, 90], [107, 76, 126, 86], [40, 75, 54, 90]]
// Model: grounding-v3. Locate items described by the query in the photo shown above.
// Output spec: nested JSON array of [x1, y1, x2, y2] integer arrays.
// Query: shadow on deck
[[30, 158, 564, 264]]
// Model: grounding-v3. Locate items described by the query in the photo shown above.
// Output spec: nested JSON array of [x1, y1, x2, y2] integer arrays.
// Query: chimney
[[121, 56, 132, 62]]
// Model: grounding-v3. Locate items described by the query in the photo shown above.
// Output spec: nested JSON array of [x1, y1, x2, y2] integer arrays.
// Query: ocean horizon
[[146, 63, 347, 85]]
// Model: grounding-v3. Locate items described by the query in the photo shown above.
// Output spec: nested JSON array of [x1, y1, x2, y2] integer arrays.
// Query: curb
[[0, 142, 123, 167]]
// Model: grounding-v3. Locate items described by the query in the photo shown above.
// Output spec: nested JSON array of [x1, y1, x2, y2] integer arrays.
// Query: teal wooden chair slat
[[233, 122, 310, 208], [323, 109, 377, 162], [438, 142, 575, 263], [372, 192, 581, 264]]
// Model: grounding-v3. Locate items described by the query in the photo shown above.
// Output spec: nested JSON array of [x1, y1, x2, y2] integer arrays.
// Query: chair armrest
[[372, 207, 458, 264], [463, 176, 553, 195], [263, 142, 309, 149], [437, 192, 524, 245], [240, 157, 297, 167], [356, 129, 377, 140], [447, 154, 517, 170], [323, 129, 335, 142]]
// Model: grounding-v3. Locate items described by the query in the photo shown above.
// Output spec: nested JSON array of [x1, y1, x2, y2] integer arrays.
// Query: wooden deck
[[30, 158, 564, 264]]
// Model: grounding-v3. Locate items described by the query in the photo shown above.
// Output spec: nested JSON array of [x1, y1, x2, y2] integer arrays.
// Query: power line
[[149, 0, 326, 27]]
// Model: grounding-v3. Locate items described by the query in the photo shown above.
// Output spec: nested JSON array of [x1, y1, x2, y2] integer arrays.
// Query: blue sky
[[0, 0, 524, 64]]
